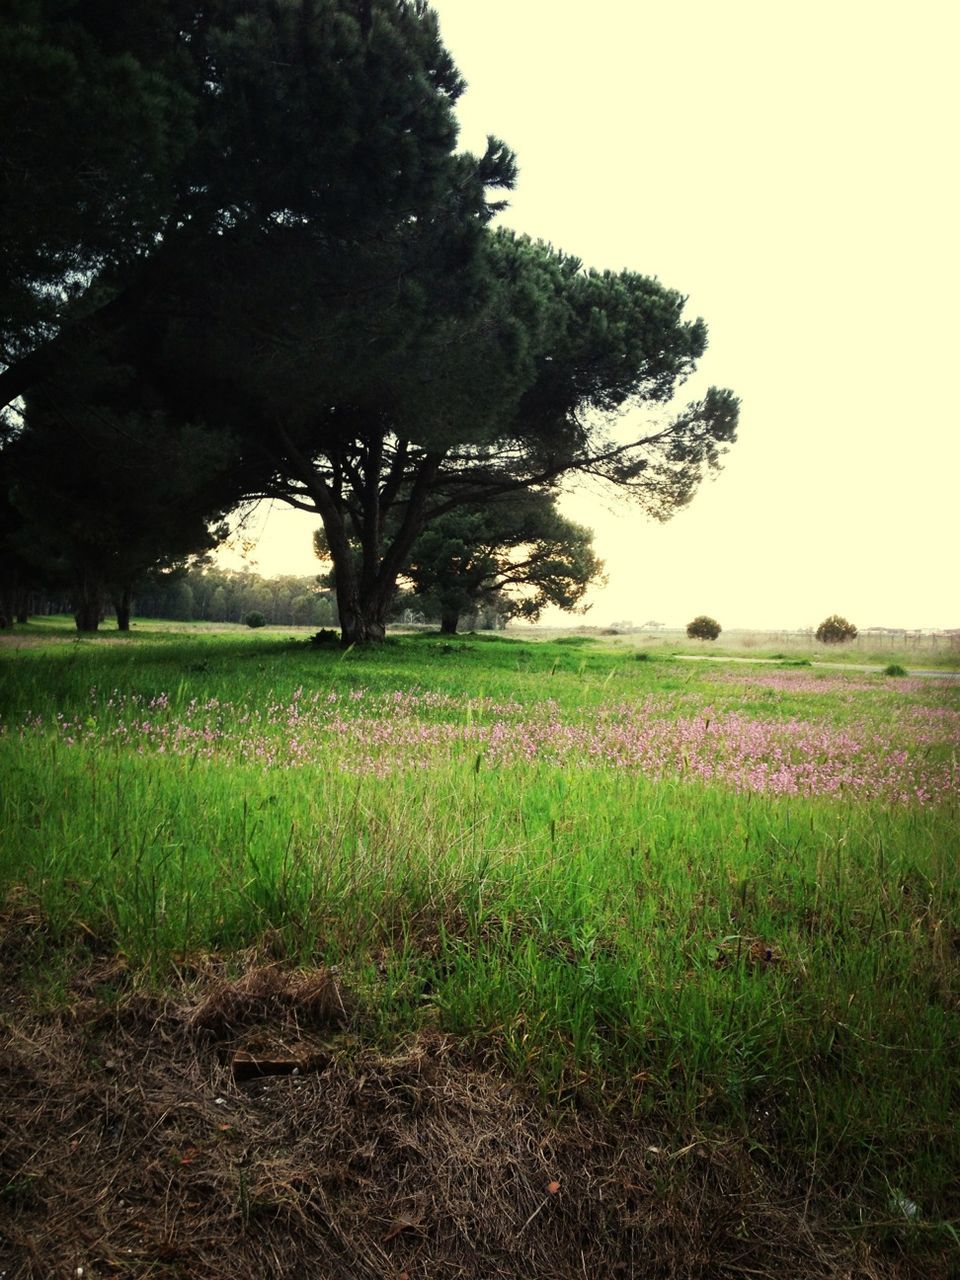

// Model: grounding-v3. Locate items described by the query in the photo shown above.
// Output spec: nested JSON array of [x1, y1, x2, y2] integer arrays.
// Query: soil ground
[[1, 928, 948, 1279]]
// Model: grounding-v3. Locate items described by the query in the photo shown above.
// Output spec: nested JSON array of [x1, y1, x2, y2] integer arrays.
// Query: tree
[[0, 0, 514, 410], [816, 615, 857, 644], [209, 585, 228, 619], [263, 230, 738, 644], [401, 492, 604, 634], [159, 224, 736, 645], [0, 0, 196, 382], [8, 386, 237, 630], [0, 450, 38, 627], [687, 615, 721, 640], [4, 3, 738, 646], [2, 0, 522, 641]]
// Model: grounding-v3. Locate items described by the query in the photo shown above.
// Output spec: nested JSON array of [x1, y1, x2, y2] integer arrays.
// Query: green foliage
[[687, 615, 722, 641], [0, 0, 524, 647], [1, 0, 513, 404], [214, 225, 739, 643], [136, 566, 336, 628], [884, 662, 908, 677], [7, 384, 238, 629], [816, 615, 858, 644], [244, 611, 266, 629], [402, 491, 604, 633], [0, 0, 196, 359]]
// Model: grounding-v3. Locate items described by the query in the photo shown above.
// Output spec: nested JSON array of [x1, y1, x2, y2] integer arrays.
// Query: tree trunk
[[114, 586, 132, 632], [7, 584, 29, 624], [336, 580, 389, 646], [276, 430, 444, 648], [439, 609, 460, 635], [73, 573, 103, 632], [337, 450, 444, 646]]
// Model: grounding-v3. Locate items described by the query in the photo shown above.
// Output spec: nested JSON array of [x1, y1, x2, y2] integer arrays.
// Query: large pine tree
[[0, 0, 513, 408], [150, 227, 738, 644]]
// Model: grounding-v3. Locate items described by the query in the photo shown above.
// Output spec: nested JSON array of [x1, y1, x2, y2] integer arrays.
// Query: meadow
[[1, 622, 958, 1276]]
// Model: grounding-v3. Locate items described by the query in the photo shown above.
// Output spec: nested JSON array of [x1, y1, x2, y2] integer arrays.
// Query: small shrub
[[244, 611, 267, 629], [815, 615, 857, 644], [687, 615, 721, 641], [309, 628, 339, 647], [884, 662, 907, 677]]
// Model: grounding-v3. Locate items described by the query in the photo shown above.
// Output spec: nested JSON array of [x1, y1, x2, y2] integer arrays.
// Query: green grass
[[1, 623, 958, 1230]]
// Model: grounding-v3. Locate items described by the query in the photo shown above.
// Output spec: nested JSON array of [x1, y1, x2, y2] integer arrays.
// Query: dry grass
[[1, 946, 947, 1280]]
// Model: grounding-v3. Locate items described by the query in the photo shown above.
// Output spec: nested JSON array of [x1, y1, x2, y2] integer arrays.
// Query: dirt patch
[[0, 633, 136, 650], [0, 960, 946, 1280], [0, 634, 57, 650]]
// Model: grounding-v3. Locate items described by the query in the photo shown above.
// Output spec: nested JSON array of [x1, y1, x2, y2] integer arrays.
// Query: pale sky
[[221, 0, 959, 631]]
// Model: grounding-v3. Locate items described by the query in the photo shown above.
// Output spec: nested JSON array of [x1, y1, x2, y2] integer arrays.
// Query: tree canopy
[[7, 404, 236, 630], [402, 491, 604, 634], [1, 0, 518, 632], [816, 615, 858, 644], [0, 0, 513, 408], [242, 228, 738, 643], [127, 221, 737, 643], [0, 0, 195, 370]]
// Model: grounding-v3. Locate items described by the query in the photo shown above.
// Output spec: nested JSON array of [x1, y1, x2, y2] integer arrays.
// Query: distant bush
[[884, 662, 908, 677], [687, 615, 721, 641], [815, 615, 857, 644], [244, 611, 267, 629]]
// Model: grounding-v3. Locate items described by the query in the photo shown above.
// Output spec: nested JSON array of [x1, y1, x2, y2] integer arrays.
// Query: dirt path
[[672, 654, 960, 678]]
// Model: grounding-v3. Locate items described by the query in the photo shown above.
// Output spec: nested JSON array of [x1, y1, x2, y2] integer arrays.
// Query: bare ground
[[0, 927, 950, 1279]]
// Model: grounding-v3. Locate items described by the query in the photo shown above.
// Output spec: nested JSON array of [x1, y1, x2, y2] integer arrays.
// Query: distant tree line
[[134, 568, 338, 628], [0, 565, 338, 630], [4, 562, 522, 633]]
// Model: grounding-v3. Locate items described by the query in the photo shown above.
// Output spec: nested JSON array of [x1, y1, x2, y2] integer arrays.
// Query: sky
[[220, 0, 959, 631]]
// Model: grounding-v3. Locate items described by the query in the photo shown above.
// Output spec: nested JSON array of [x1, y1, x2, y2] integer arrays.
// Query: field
[[1, 622, 958, 1278]]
